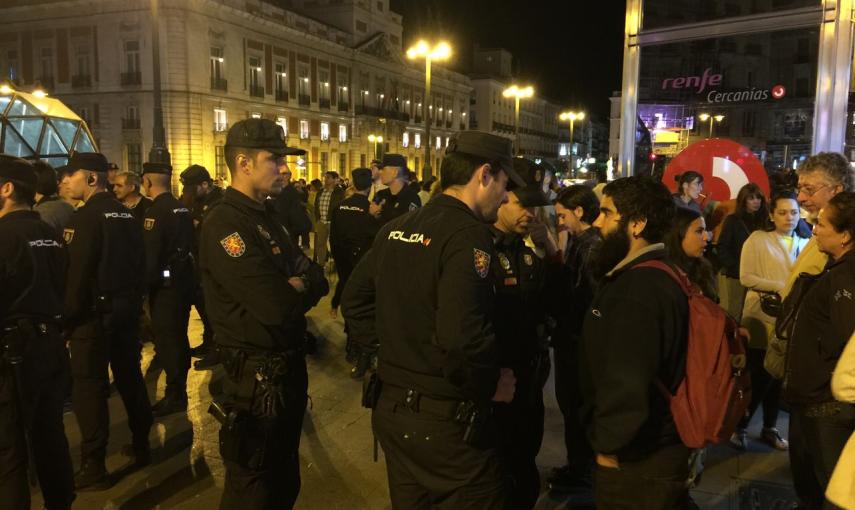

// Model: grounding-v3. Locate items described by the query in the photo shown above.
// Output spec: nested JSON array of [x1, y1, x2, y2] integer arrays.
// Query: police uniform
[[341, 131, 525, 510], [141, 162, 196, 415], [199, 119, 327, 509], [329, 168, 379, 311], [62, 152, 152, 489], [0, 156, 75, 510], [373, 154, 421, 226], [180, 164, 223, 359], [490, 175, 552, 510]]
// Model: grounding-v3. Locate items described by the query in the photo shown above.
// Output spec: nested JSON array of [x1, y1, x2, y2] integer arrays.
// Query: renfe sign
[[662, 68, 723, 94]]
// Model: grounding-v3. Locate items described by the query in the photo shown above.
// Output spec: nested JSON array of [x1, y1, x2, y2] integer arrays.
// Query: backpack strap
[[632, 260, 693, 296]]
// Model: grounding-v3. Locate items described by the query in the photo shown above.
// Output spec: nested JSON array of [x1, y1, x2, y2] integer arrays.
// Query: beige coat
[[782, 237, 828, 298], [826, 331, 855, 509]]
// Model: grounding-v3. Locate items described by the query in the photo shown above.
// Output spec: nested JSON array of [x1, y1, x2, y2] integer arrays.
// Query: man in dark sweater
[[579, 176, 690, 509]]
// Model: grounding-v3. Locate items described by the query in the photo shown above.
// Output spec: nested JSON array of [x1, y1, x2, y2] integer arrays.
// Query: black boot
[[152, 394, 188, 418], [74, 460, 110, 491], [120, 441, 152, 467]]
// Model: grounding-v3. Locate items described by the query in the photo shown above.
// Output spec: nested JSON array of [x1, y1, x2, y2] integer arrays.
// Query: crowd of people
[[1, 118, 854, 510]]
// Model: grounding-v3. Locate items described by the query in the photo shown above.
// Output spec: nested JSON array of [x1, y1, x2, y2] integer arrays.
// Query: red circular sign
[[662, 138, 770, 202], [771, 84, 786, 100]]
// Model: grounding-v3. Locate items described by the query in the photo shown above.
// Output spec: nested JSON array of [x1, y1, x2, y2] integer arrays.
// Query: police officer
[[490, 159, 553, 510], [179, 164, 223, 367], [371, 154, 421, 225], [341, 131, 524, 509], [0, 155, 75, 510], [141, 162, 196, 417], [61, 152, 152, 489], [200, 119, 327, 509]]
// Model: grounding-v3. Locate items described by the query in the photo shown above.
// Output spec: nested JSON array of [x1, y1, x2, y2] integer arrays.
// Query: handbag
[[756, 290, 782, 318], [764, 271, 823, 379]]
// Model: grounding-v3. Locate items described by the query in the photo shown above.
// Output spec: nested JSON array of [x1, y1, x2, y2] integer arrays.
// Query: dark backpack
[[635, 261, 752, 449]]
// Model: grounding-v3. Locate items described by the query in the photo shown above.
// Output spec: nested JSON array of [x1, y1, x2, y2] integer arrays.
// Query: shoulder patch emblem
[[144, 218, 155, 230], [63, 228, 75, 244], [474, 248, 491, 279], [220, 232, 246, 257], [498, 252, 511, 271]]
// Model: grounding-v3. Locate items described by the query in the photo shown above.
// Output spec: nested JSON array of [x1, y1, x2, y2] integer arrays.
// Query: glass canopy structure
[[0, 88, 97, 168]]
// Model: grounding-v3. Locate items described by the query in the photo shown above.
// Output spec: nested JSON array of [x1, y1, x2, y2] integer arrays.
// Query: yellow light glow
[[430, 41, 452, 61], [378, 136, 383, 142], [698, 113, 710, 121], [714, 114, 725, 122], [560, 110, 584, 122], [0, 84, 13, 94], [407, 40, 451, 61], [577, 112, 585, 120], [503, 85, 518, 98], [503, 85, 535, 99], [32, 88, 47, 98]]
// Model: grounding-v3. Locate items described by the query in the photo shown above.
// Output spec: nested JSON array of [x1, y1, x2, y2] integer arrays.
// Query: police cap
[[445, 131, 524, 187], [0, 154, 37, 192], [67, 152, 109, 174], [508, 158, 550, 207], [142, 162, 173, 176], [226, 119, 307, 157], [180, 164, 213, 186], [351, 167, 372, 191]]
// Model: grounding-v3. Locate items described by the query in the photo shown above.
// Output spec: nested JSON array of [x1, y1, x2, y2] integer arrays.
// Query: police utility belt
[[213, 346, 303, 419], [1, 316, 62, 366], [363, 375, 491, 446]]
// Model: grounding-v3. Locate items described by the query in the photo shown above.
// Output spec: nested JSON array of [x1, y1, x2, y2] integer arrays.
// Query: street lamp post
[[698, 113, 725, 138], [149, 0, 171, 167], [503, 85, 535, 156], [367, 134, 383, 159], [407, 40, 451, 179], [559, 110, 585, 171]]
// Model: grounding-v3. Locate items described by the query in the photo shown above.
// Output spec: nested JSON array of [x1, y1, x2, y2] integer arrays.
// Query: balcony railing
[[71, 75, 91, 88], [211, 77, 228, 91], [338, 102, 349, 112], [298, 94, 310, 106], [122, 118, 141, 130], [249, 85, 265, 98], [121, 72, 141, 86], [214, 122, 228, 132], [415, 116, 422, 124], [319, 98, 330, 109], [275, 90, 288, 102], [355, 105, 409, 122]]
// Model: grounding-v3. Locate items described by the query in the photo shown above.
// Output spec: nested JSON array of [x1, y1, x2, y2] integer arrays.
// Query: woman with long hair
[[717, 183, 769, 320], [665, 206, 717, 300], [734, 191, 810, 451], [672, 171, 705, 216]]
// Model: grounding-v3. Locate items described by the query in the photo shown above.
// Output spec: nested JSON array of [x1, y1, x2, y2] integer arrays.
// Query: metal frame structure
[[619, 0, 854, 176]]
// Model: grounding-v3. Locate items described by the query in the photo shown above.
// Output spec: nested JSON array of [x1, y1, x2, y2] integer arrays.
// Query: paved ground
[[31, 291, 797, 509]]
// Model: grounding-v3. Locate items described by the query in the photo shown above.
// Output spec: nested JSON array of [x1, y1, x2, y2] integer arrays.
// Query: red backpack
[[635, 260, 752, 449]]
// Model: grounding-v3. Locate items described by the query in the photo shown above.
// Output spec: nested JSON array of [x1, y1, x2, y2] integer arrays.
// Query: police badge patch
[[220, 232, 246, 257], [144, 218, 155, 230], [63, 228, 74, 244], [473, 248, 491, 278], [523, 254, 533, 266]]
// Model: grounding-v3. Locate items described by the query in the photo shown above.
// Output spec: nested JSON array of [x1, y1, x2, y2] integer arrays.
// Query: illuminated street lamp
[[560, 111, 585, 175], [407, 40, 452, 178], [698, 113, 725, 138], [503, 85, 535, 156], [367, 134, 383, 159]]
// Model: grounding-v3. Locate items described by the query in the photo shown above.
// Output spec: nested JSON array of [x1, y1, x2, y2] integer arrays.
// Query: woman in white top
[[731, 191, 811, 451]]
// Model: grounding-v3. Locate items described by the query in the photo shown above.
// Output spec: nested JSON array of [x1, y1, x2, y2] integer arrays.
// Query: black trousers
[[553, 337, 594, 473], [594, 443, 691, 510], [495, 360, 548, 510], [789, 404, 855, 510], [330, 251, 356, 311], [70, 317, 153, 463], [737, 347, 781, 430], [194, 285, 214, 347], [0, 329, 74, 510], [217, 356, 308, 510], [372, 391, 510, 510], [149, 287, 192, 400]]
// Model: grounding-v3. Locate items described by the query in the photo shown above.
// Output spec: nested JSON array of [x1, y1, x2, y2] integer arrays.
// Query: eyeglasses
[[796, 184, 831, 197]]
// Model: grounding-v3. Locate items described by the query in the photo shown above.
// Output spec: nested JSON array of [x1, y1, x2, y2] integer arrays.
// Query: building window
[[339, 124, 347, 142], [414, 133, 421, 149], [436, 136, 441, 150], [39, 47, 53, 83], [356, 20, 367, 32], [210, 47, 225, 89], [276, 116, 288, 136], [215, 145, 226, 180], [300, 119, 309, 139], [320, 122, 330, 141], [402, 132, 409, 148], [360, 154, 366, 167], [126, 143, 142, 173], [298, 65, 310, 98], [124, 41, 140, 74], [249, 56, 263, 96], [319, 70, 330, 102], [321, 152, 329, 171], [214, 108, 227, 131], [5, 49, 19, 82], [75, 47, 90, 78], [275, 63, 288, 100], [123, 105, 140, 129], [339, 153, 346, 171], [445, 136, 450, 148]]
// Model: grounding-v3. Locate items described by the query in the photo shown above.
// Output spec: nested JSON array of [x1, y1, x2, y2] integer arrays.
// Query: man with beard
[[579, 176, 690, 509], [179, 164, 223, 368], [341, 131, 524, 509]]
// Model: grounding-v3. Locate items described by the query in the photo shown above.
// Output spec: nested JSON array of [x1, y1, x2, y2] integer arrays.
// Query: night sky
[[390, 0, 626, 119]]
